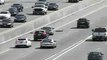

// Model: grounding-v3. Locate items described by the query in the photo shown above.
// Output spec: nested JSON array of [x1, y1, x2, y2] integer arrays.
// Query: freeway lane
[[0, 1, 107, 60], [0, 0, 100, 33], [55, 42, 107, 60]]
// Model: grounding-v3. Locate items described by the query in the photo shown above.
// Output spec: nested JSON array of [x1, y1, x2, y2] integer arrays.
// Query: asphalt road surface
[[0, 0, 107, 60]]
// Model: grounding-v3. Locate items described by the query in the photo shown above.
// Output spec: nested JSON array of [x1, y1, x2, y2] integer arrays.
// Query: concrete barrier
[[0, 0, 102, 43]]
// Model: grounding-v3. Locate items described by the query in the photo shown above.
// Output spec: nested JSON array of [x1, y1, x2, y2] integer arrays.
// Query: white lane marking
[[45, 35, 92, 60], [54, 5, 107, 31], [0, 0, 104, 45], [0, 49, 10, 55]]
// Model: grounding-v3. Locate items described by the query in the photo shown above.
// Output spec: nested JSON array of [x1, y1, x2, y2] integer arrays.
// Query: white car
[[0, 0, 5, 5], [0, 11, 11, 19], [32, 4, 47, 15], [15, 38, 31, 48], [40, 38, 57, 48]]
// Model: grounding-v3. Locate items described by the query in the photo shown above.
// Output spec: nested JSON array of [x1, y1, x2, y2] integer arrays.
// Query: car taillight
[[43, 32, 46, 35]]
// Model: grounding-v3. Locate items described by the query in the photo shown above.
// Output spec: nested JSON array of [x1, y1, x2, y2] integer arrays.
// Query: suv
[[41, 26, 54, 35], [77, 18, 90, 28], [9, 7, 19, 16], [88, 52, 103, 60], [92, 27, 106, 41], [40, 38, 57, 48], [33, 30, 48, 41], [0, 18, 14, 28], [15, 38, 31, 48], [11, 4, 24, 12], [68, 0, 79, 3], [32, 4, 47, 15]]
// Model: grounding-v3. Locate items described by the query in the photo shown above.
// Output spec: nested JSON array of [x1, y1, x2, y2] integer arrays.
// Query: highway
[[0, 0, 107, 60]]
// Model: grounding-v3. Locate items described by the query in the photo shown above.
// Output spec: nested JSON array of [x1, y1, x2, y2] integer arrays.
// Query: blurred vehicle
[[11, 4, 23, 12], [0, 11, 11, 19], [40, 38, 57, 48], [0, 18, 14, 28], [68, 0, 79, 3], [33, 30, 48, 41], [92, 27, 106, 41], [0, 0, 4, 5], [41, 26, 54, 35], [14, 14, 26, 22], [48, 3, 58, 10], [15, 38, 31, 48], [32, 4, 47, 15], [9, 7, 19, 16], [88, 52, 103, 60], [77, 18, 90, 28]]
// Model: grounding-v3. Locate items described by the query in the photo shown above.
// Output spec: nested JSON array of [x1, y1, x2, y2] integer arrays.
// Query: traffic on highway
[[0, 0, 107, 60]]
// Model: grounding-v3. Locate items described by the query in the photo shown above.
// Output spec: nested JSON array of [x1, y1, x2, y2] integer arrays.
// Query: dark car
[[88, 52, 103, 60], [77, 18, 90, 28], [0, 18, 14, 28], [41, 27, 54, 35], [48, 3, 58, 10], [92, 27, 106, 41], [68, 0, 79, 3], [33, 30, 48, 41], [14, 14, 26, 22], [11, 4, 24, 12], [9, 7, 19, 16]]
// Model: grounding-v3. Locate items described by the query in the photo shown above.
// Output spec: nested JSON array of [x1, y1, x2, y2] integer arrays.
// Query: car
[[11, 4, 24, 12], [9, 7, 19, 16], [40, 38, 57, 48], [68, 0, 79, 3], [48, 3, 58, 10], [88, 52, 103, 60], [15, 38, 31, 48], [0, 0, 5, 5], [77, 18, 90, 28], [92, 27, 106, 41], [33, 30, 49, 41], [41, 26, 54, 35], [0, 18, 14, 28], [0, 11, 11, 19], [14, 14, 26, 22], [32, 4, 47, 15]]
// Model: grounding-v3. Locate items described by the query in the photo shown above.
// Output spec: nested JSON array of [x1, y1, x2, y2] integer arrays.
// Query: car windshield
[[18, 39, 26, 40], [39, 0, 46, 1], [35, 5, 44, 7], [94, 28, 106, 32], [0, 12, 7, 14], [43, 39, 51, 42], [16, 15, 24, 18], [49, 3, 55, 5]]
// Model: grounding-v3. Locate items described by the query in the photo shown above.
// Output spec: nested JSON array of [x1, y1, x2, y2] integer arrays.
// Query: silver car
[[40, 38, 57, 48]]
